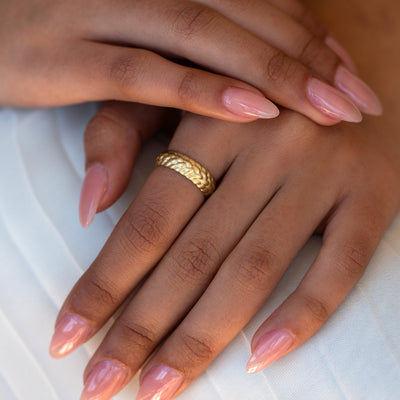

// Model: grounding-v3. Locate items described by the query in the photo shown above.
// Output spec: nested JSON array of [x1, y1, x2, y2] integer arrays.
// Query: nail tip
[[79, 163, 108, 229], [48, 347, 62, 359], [325, 36, 358, 74], [223, 87, 280, 120], [79, 214, 93, 229], [335, 66, 383, 117], [82, 360, 129, 400]]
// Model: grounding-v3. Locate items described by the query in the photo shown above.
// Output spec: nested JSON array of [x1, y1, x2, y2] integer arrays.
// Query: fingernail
[[223, 87, 280, 119], [246, 329, 294, 374], [49, 313, 92, 358], [79, 163, 108, 228], [307, 77, 362, 123], [325, 35, 358, 74], [335, 65, 383, 116], [81, 360, 128, 400], [136, 365, 183, 400]]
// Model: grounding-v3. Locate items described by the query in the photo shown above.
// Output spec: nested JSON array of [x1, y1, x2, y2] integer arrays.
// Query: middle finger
[[135, 161, 339, 400], [79, 119, 287, 396], [50, 115, 233, 360], [84, 0, 370, 123]]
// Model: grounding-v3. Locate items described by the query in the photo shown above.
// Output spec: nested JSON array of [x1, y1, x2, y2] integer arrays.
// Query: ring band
[[155, 151, 216, 196]]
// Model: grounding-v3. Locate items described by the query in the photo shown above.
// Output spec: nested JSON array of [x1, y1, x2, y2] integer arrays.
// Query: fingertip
[[49, 313, 92, 359], [325, 35, 358, 74], [79, 163, 108, 228], [246, 329, 294, 374], [222, 87, 280, 120], [307, 77, 363, 123]]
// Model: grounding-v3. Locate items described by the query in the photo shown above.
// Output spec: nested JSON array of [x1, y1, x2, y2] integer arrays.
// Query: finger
[[266, 0, 327, 37], [77, 119, 288, 397], [134, 170, 338, 400], [49, 115, 234, 360], [265, 0, 357, 72], [247, 195, 392, 373], [79, 101, 166, 228], [199, 0, 359, 79], [88, 2, 367, 124], [17, 40, 278, 122]]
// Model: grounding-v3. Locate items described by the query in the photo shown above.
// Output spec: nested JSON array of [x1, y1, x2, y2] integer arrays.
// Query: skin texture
[[48, 1, 400, 400], [0, 0, 380, 124]]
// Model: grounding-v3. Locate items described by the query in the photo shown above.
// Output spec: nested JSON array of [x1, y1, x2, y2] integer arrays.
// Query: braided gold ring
[[155, 151, 216, 196]]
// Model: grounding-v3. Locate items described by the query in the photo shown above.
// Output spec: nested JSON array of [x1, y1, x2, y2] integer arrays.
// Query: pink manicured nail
[[223, 87, 280, 119], [79, 163, 108, 228], [49, 313, 92, 358], [81, 360, 128, 400], [307, 77, 362, 123], [335, 65, 383, 116], [246, 329, 294, 374], [325, 35, 358, 74], [136, 365, 183, 400]]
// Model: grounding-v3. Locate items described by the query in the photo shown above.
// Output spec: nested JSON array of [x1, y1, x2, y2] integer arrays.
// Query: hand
[[49, 104, 400, 400], [0, 0, 381, 123]]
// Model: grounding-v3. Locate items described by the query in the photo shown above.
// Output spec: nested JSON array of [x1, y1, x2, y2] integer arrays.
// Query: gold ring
[[155, 151, 216, 196]]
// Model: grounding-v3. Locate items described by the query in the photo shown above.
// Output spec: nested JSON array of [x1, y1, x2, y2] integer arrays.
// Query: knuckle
[[85, 106, 124, 140], [120, 202, 169, 255], [297, 34, 339, 79], [180, 333, 215, 364], [301, 294, 330, 324], [233, 245, 278, 292], [264, 50, 295, 87], [171, 4, 217, 40], [170, 235, 220, 285], [117, 320, 156, 352], [109, 54, 146, 95], [177, 71, 201, 106], [297, 35, 323, 66], [336, 244, 369, 278], [82, 274, 119, 309]]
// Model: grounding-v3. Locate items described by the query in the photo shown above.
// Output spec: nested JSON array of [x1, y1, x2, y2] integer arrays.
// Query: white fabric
[[0, 105, 399, 400]]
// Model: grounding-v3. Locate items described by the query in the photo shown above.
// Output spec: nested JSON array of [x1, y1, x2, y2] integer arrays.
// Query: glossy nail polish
[[307, 77, 362, 123], [79, 163, 108, 228], [325, 35, 358, 74], [136, 365, 183, 400], [335, 65, 383, 116], [49, 313, 92, 358], [246, 329, 294, 374], [223, 87, 280, 119], [81, 360, 128, 400]]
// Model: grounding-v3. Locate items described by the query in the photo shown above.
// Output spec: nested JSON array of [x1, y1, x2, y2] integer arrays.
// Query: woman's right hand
[[0, 0, 381, 124]]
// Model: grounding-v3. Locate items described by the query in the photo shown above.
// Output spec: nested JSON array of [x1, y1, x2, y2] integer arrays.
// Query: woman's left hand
[[50, 104, 400, 400]]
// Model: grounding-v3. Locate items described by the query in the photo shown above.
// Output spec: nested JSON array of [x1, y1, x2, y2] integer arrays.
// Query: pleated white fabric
[[0, 105, 399, 400]]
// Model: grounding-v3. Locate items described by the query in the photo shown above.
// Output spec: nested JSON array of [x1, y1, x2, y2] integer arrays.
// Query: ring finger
[[78, 119, 288, 399], [50, 115, 237, 361], [133, 165, 338, 400], [82, 0, 377, 123]]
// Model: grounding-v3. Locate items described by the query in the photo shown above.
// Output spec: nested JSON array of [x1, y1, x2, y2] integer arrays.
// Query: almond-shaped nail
[[49, 313, 92, 358], [307, 77, 362, 123], [335, 65, 383, 116], [79, 163, 108, 228], [81, 360, 128, 400], [325, 36, 358, 74], [223, 87, 280, 119], [246, 329, 294, 374], [136, 365, 183, 400]]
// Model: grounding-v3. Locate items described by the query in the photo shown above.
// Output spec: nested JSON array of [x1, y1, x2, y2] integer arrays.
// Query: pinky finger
[[247, 196, 391, 373], [79, 101, 166, 228]]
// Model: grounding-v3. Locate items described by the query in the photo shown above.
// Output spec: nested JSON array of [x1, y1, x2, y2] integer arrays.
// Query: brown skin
[[54, 0, 400, 398], [0, 0, 354, 125]]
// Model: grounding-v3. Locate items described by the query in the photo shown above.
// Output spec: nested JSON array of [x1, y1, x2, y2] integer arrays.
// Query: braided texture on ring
[[155, 151, 216, 196]]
